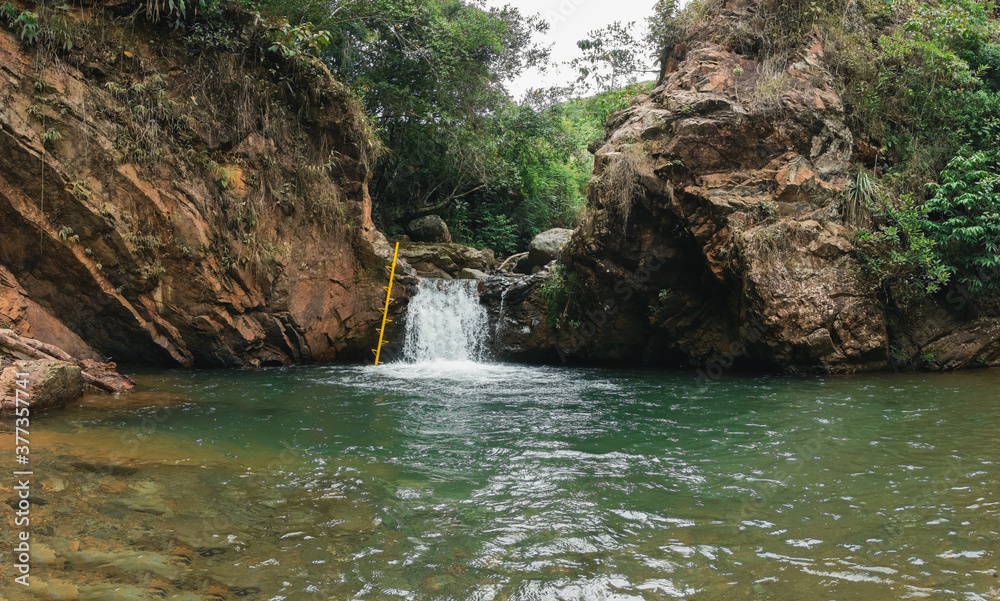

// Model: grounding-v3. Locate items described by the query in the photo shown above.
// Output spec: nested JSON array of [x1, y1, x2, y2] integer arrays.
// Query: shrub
[[0, 3, 74, 52], [539, 263, 576, 331], [924, 140, 1000, 290], [855, 194, 952, 295]]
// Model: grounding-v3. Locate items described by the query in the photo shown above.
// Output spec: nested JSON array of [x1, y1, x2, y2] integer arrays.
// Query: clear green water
[[2, 363, 999, 600]]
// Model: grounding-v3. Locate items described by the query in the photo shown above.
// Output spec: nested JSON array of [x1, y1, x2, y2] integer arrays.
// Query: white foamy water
[[402, 279, 490, 363]]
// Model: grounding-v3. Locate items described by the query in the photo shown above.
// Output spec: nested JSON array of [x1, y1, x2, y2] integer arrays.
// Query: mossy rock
[[0, 360, 84, 413]]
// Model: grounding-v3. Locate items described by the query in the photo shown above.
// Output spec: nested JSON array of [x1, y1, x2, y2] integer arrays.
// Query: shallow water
[[2, 364, 999, 600]]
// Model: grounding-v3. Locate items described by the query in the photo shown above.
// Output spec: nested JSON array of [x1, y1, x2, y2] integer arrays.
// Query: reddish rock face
[[492, 10, 1000, 372], [487, 6, 996, 372], [513, 32, 890, 372], [0, 13, 409, 367]]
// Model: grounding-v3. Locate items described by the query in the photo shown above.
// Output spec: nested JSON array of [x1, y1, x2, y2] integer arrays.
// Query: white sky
[[486, 0, 661, 100]]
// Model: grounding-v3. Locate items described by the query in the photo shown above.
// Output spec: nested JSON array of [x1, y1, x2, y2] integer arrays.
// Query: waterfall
[[494, 282, 509, 340], [402, 279, 490, 363]]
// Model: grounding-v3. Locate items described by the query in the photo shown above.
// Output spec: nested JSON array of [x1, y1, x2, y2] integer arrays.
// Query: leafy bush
[[855, 194, 952, 295], [924, 140, 1000, 290], [577, 82, 653, 130], [0, 3, 74, 52], [267, 21, 332, 58], [539, 263, 575, 331]]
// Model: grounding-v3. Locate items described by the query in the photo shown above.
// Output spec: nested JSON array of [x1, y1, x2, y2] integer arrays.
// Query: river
[[1, 281, 998, 600]]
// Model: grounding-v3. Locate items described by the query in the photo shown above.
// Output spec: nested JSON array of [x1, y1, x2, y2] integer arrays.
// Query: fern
[[925, 143, 1000, 290]]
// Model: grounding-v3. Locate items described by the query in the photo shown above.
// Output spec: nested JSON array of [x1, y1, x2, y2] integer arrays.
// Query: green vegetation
[[246, 0, 550, 252], [924, 140, 1000, 290], [444, 83, 652, 255], [856, 193, 952, 295], [241, 0, 654, 255], [57, 226, 79, 243], [824, 0, 1000, 294], [0, 1, 73, 52], [1, 0, 658, 258], [539, 263, 576, 332]]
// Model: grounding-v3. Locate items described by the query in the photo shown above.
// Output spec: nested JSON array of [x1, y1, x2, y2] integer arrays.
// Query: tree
[[646, 0, 679, 81], [254, 0, 551, 224], [569, 20, 651, 95]]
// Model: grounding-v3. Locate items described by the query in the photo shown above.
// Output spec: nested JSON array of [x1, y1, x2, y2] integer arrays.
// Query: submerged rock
[[72, 390, 193, 410], [71, 461, 139, 476]]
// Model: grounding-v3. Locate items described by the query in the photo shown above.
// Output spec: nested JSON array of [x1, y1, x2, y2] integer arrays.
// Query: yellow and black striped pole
[[373, 242, 400, 366]]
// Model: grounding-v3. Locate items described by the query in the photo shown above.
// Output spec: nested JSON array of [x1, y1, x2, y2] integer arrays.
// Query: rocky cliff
[[486, 0, 1000, 372], [0, 5, 409, 367]]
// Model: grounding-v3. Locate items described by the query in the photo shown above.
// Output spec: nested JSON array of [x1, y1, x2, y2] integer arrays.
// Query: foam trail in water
[[402, 279, 489, 363]]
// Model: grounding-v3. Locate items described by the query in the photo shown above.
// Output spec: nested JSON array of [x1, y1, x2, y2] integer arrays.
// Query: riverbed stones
[[459, 268, 488, 280], [398, 241, 496, 280], [0, 359, 84, 412], [407, 215, 453, 243]]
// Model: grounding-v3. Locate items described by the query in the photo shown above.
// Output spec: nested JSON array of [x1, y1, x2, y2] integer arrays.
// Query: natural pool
[[2, 363, 998, 600]]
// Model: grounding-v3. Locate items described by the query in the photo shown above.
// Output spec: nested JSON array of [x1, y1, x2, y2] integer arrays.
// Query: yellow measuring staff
[[373, 241, 400, 366]]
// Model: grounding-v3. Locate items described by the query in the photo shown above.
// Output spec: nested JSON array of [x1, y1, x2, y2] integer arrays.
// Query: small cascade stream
[[402, 279, 490, 363], [493, 282, 510, 341]]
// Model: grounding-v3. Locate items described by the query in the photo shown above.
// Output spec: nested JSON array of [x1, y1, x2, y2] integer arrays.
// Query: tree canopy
[[238, 0, 659, 254], [252, 0, 547, 231]]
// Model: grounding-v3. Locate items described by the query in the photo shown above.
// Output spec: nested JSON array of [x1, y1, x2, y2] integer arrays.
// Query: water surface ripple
[[2, 364, 998, 600]]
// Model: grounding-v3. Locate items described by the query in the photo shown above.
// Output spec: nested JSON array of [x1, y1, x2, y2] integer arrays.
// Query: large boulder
[[525, 228, 574, 271], [0, 360, 84, 413], [407, 215, 453, 243]]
